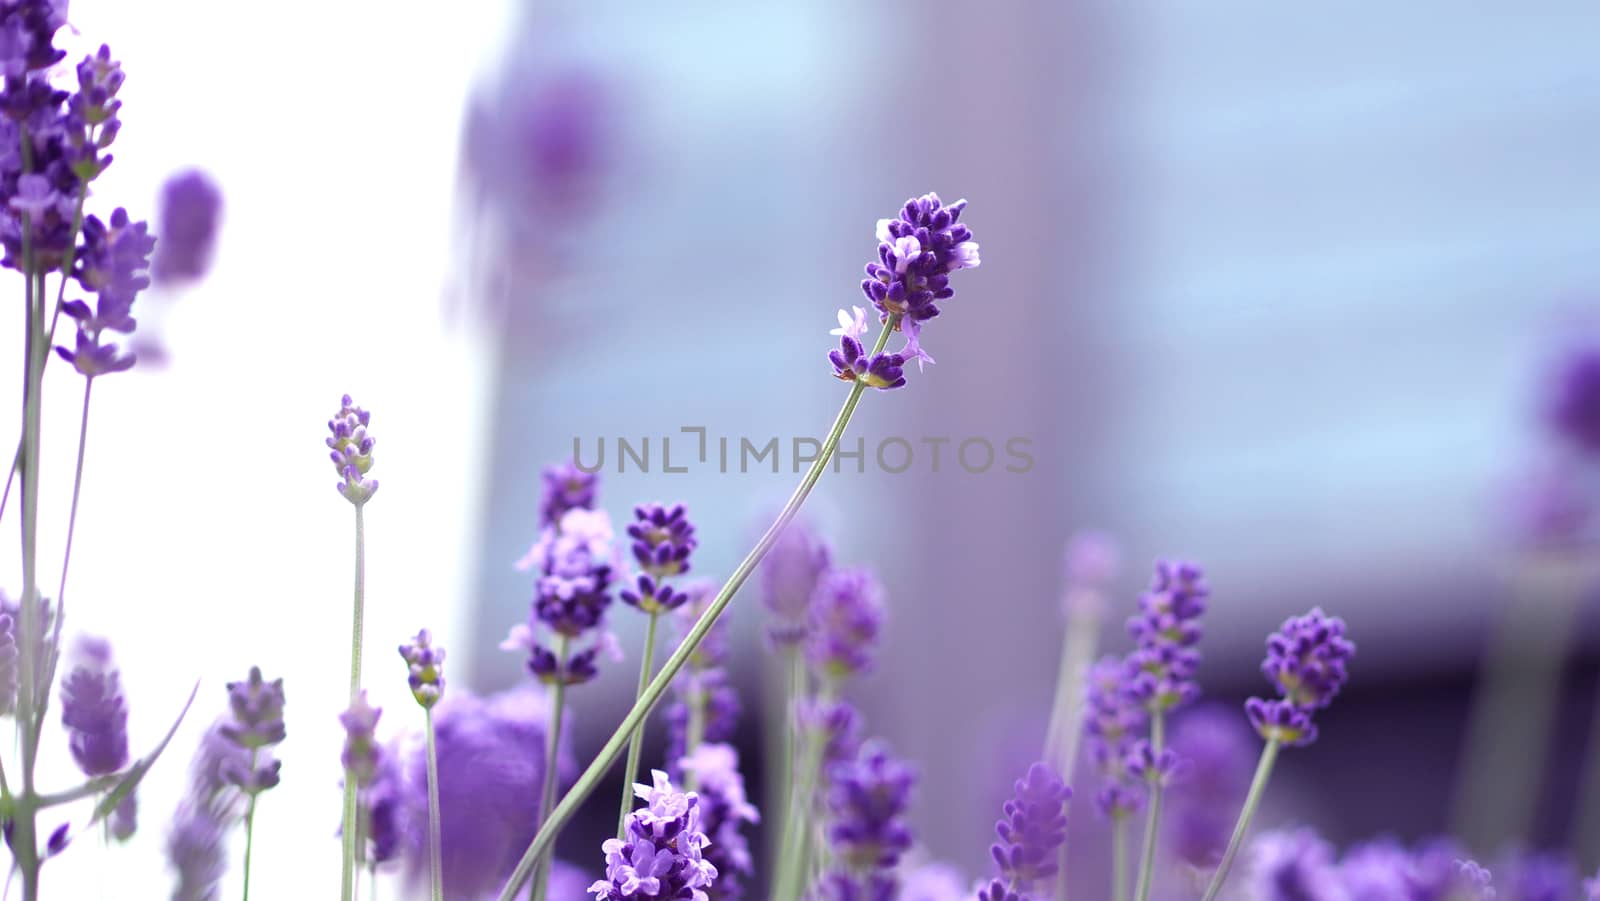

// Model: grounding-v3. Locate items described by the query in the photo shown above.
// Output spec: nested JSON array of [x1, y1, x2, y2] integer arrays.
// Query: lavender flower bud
[[398, 628, 445, 709], [1124, 740, 1181, 788], [805, 567, 886, 681], [59, 635, 128, 776], [326, 394, 377, 505], [759, 520, 831, 647], [541, 459, 599, 526], [987, 763, 1070, 893], [150, 169, 222, 285], [627, 502, 697, 579], [861, 193, 980, 331], [339, 690, 382, 788], [219, 666, 285, 795]]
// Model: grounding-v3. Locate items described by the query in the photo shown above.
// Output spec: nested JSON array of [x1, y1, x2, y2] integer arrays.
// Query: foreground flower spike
[[679, 743, 760, 900], [59, 636, 128, 776], [815, 741, 917, 900], [399, 628, 446, 709], [1084, 656, 1146, 816], [1201, 608, 1355, 901], [541, 459, 600, 526], [166, 719, 251, 898], [979, 763, 1070, 901], [805, 567, 886, 680], [759, 519, 832, 648], [590, 770, 717, 899], [327, 394, 378, 505], [150, 168, 222, 285]]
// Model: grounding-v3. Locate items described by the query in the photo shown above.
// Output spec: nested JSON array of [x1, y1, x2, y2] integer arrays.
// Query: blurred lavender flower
[[540, 459, 600, 526], [1584, 869, 1599, 901], [1454, 859, 1496, 900], [167, 802, 230, 901], [1503, 460, 1591, 549], [1060, 530, 1120, 619], [150, 168, 222, 286], [1246, 827, 1344, 901], [796, 697, 865, 779], [1124, 740, 1180, 788], [59, 635, 128, 776], [1497, 850, 1576, 901], [759, 519, 832, 648], [590, 770, 717, 899], [1125, 560, 1209, 714], [218, 666, 285, 795], [818, 740, 916, 899], [402, 687, 570, 897], [327, 394, 378, 505], [679, 743, 759, 900], [899, 862, 968, 901], [339, 690, 382, 788], [1246, 608, 1355, 747], [1083, 656, 1146, 819], [362, 752, 404, 867], [664, 582, 740, 774], [805, 567, 887, 681], [398, 628, 445, 709], [1164, 705, 1254, 868], [979, 762, 1070, 900], [1338, 837, 1413, 899], [1546, 343, 1600, 454]]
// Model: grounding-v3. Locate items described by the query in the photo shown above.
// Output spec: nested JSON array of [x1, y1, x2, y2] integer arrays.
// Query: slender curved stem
[[494, 317, 899, 901], [1132, 711, 1166, 901], [617, 611, 661, 838], [529, 634, 569, 901], [1112, 810, 1129, 901], [426, 708, 443, 901], [242, 751, 259, 901], [1201, 738, 1281, 901], [340, 503, 367, 901]]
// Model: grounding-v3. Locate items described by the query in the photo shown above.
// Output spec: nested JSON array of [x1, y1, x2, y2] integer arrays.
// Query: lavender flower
[[503, 493, 621, 686], [829, 336, 907, 390], [56, 206, 155, 377], [327, 394, 378, 505], [982, 762, 1070, 899], [627, 502, 697, 579], [1546, 343, 1600, 454], [1125, 560, 1208, 713], [819, 741, 916, 898], [805, 567, 886, 680], [861, 193, 980, 333], [1338, 838, 1412, 899], [1165, 705, 1254, 867], [1246, 827, 1344, 901], [1583, 869, 1599, 901], [1060, 530, 1120, 619], [900, 863, 968, 901], [679, 743, 759, 900], [167, 801, 230, 901], [339, 690, 382, 788], [1498, 850, 1576, 901], [1083, 656, 1146, 818], [1124, 739, 1181, 787], [150, 168, 222, 285], [361, 752, 404, 866], [398, 628, 446, 709], [796, 697, 865, 777], [541, 459, 600, 526], [759, 519, 832, 647], [218, 666, 285, 795], [59, 635, 128, 776], [590, 770, 717, 899], [1246, 608, 1355, 747]]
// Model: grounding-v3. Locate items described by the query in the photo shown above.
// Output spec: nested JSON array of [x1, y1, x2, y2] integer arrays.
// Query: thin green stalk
[[766, 648, 804, 867], [426, 708, 443, 901], [1132, 712, 1166, 901], [617, 611, 662, 838], [1111, 810, 1129, 901], [340, 503, 367, 901], [682, 680, 707, 792], [1201, 739, 1281, 901], [773, 680, 834, 901], [530, 635, 570, 901], [16, 204, 46, 901], [494, 317, 899, 901], [242, 751, 259, 901]]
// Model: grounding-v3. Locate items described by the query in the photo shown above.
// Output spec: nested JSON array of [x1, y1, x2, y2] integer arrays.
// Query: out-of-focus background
[[20, 0, 1600, 896]]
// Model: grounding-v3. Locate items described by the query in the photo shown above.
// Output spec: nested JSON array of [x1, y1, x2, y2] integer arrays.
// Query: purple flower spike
[[987, 762, 1071, 894], [759, 519, 832, 648], [805, 567, 886, 680], [861, 192, 980, 331], [1125, 560, 1209, 714], [627, 502, 697, 579], [150, 168, 222, 285], [59, 636, 128, 777], [590, 770, 717, 899], [1260, 607, 1354, 709], [327, 394, 378, 505], [1083, 656, 1146, 819], [53, 204, 154, 377], [541, 459, 599, 526], [339, 691, 382, 788], [1166, 705, 1254, 867], [820, 741, 916, 897], [398, 628, 446, 709], [218, 666, 285, 795]]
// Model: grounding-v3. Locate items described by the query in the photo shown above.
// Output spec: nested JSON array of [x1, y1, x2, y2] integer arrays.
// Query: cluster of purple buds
[[590, 770, 717, 899], [759, 519, 832, 647], [805, 567, 887, 681], [679, 744, 760, 900], [978, 762, 1070, 901], [1125, 560, 1209, 713], [59, 636, 129, 777], [217, 666, 285, 795], [627, 502, 696, 579], [817, 741, 917, 900], [1244, 607, 1354, 747], [1124, 739, 1181, 788], [827, 192, 976, 391], [504, 463, 620, 686], [327, 394, 378, 505], [398, 628, 445, 709], [1083, 656, 1146, 819], [150, 168, 222, 285], [56, 206, 156, 377], [339, 691, 382, 788]]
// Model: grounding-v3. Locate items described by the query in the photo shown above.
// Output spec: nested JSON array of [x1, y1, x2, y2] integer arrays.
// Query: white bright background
[[0, 0, 507, 896]]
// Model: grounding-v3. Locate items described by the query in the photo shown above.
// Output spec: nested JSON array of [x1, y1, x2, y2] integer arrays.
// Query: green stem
[[16, 195, 44, 901], [340, 503, 367, 901], [32, 378, 91, 745], [682, 677, 707, 792], [1200, 739, 1281, 901], [426, 708, 443, 901], [772, 680, 833, 901], [242, 751, 259, 901], [1112, 810, 1129, 901], [1132, 711, 1166, 901], [494, 316, 899, 901], [529, 635, 570, 901], [617, 611, 662, 838]]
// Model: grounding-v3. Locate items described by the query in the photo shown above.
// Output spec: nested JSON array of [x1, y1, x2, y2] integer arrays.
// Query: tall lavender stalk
[[495, 192, 980, 901], [327, 395, 379, 900]]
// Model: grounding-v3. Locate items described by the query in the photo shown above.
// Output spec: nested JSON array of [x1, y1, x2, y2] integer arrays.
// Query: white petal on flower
[[876, 218, 895, 243], [951, 240, 981, 270], [892, 235, 922, 274]]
